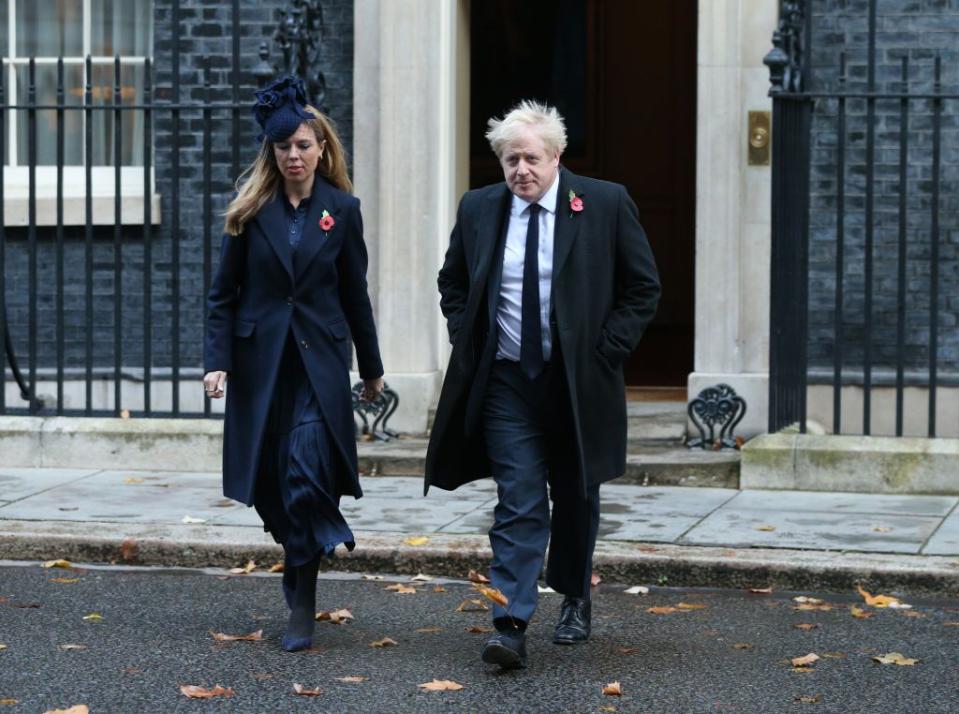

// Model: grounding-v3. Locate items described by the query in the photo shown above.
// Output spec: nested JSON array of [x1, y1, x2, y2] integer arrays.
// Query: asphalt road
[[1, 562, 958, 713]]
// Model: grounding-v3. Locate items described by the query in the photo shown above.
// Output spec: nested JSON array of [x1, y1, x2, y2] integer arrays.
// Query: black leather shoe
[[482, 631, 528, 669], [553, 596, 591, 645]]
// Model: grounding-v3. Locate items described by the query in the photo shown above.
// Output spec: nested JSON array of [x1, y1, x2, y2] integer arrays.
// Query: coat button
[[286, 296, 294, 305], [301, 340, 309, 349]]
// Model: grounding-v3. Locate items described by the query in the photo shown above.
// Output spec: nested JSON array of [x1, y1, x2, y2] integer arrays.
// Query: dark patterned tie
[[520, 203, 544, 379]]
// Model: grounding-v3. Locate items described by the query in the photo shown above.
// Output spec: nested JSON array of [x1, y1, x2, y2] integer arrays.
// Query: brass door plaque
[[748, 110, 771, 166]]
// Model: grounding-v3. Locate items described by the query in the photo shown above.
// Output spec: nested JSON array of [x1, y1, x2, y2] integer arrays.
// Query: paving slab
[[681, 509, 942, 554], [725, 489, 958, 517], [922, 510, 959, 555], [0, 467, 101, 502]]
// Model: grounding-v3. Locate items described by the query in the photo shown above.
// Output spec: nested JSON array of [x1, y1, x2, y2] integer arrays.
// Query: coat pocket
[[327, 318, 348, 341], [233, 319, 255, 338]]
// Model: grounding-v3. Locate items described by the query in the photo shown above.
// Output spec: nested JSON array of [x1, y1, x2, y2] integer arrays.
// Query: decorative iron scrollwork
[[352, 381, 399, 442], [253, 0, 328, 110], [764, 0, 806, 95], [687, 384, 747, 450]]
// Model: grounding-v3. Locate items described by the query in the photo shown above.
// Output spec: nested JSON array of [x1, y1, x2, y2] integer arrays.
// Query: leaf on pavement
[[468, 570, 490, 584], [602, 681, 623, 696], [433, 586, 446, 593], [42, 559, 73, 569], [749, 587, 774, 594], [537, 585, 556, 593], [795, 603, 833, 612], [793, 596, 824, 605], [791, 653, 820, 667], [822, 652, 845, 659], [315, 608, 354, 624], [119, 538, 139, 562], [42, 707, 89, 714], [677, 602, 707, 611], [229, 560, 256, 575], [456, 599, 488, 612], [872, 652, 919, 666], [617, 647, 638, 655], [944, 622, 959, 627], [369, 637, 398, 648], [123, 477, 144, 484], [361, 574, 385, 581], [418, 679, 463, 692], [179, 684, 235, 699], [850, 606, 874, 620], [795, 694, 823, 704], [411, 573, 433, 582], [0, 644, 6, 651], [873, 526, 893, 533], [82, 613, 103, 622], [591, 572, 602, 587], [794, 623, 818, 631], [268, 562, 284, 573], [600, 707, 617, 712], [403, 536, 429, 546], [416, 627, 443, 634], [211, 629, 263, 642], [335, 676, 369, 683], [58, 644, 87, 651], [756, 524, 776, 532], [901, 610, 925, 619], [181, 516, 207, 524], [856, 585, 910, 609], [466, 626, 492, 634], [647, 606, 680, 615], [292, 683, 322, 696], [472, 583, 508, 607], [624, 586, 649, 595], [385, 583, 417, 594], [732, 643, 754, 650], [49, 578, 80, 584], [0, 699, 19, 706]]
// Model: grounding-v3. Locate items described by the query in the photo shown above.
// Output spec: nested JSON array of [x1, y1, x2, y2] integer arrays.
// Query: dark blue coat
[[205, 177, 383, 506]]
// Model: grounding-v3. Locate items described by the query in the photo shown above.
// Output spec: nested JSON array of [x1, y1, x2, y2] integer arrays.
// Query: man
[[425, 100, 660, 669]]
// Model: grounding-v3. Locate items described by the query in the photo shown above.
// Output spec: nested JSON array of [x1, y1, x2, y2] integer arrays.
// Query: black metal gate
[[766, 0, 958, 437]]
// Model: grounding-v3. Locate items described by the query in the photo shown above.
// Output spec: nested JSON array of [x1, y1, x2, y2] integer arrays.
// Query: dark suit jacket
[[425, 167, 660, 495], [205, 176, 383, 506]]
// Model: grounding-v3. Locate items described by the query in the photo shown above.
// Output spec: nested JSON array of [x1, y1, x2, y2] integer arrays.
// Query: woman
[[203, 76, 384, 652]]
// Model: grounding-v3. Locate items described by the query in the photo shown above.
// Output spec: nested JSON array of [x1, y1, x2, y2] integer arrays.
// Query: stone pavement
[[2, 466, 959, 593]]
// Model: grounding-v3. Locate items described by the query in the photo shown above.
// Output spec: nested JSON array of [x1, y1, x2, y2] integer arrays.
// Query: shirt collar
[[283, 193, 311, 214], [512, 170, 561, 216]]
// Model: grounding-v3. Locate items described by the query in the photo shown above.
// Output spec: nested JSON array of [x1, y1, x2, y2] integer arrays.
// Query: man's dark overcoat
[[205, 176, 383, 506], [425, 167, 660, 496]]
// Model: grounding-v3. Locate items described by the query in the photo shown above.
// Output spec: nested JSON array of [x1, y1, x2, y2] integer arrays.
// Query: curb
[[2, 519, 958, 595]]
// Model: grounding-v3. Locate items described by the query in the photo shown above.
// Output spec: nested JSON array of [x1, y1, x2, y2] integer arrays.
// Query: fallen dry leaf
[[292, 683, 322, 697], [791, 653, 821, 667], [537, 585, 556, 593], [856, 585, 910, 609], [9, 602, 41, 609], [468, 570, 490, 584], [466, 626, 492, 634], [647, 606, 680, 615], [179, 684, 235, 699], [0, 700, 19, 706], [872, 652, 919, 666], [793, 596, 824, 605], [43, 707, 88, 714], [602, 681, 623, 696], [418, 679, 463, 692], [677, 602, 708, 611], [411, 573, 433, 582], [50, 577, 80, 584], [370, 637, 398, 648], [58, 644, 87, 651], [591, 572, 602, 587], [416, 627, 443, 634], [901, 610, 925, 619], [403, 536, 429, 546], [123, 477, 144, 484], [119, 538, 139, 562], [211, 629, 263, 642], [335, 676, 369, 683], [794, 623, 819, 631], [268, 562, 284, 573], [756, 524, 777, 532], [749, 587, 774, 594], [120, 666, 140, 674], [850, 606, 874, 620], [433, 586, 446, 593], [456, 599, 488, 612], [181, 516, 207, 524], [617, 646, 638, 655], [473, 583, 509, 607], [795, 603, 834, 612], [229, 560, 257, 575], [944, 622, 959, 627], [822, 652, 845, 659], [600, 708, 617, 713], [315, 608, 354, 624], [385, 583, 417, 594], [732, 643, 754, 650], [792, 667, 816, 674], [0, 644, 6, 651], [361, 574, 384, 581], [624, 586, 649, 595], [82, 613, 103, 622], [42, 559, 73, 569], [796, 694, 823, 704], [873, 526, 893, 533]]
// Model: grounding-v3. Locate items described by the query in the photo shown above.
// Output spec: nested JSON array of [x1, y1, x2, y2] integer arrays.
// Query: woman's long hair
[[223, 105, 352, 236]]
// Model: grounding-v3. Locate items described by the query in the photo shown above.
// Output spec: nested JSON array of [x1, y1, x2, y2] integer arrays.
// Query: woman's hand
[[203, 371, 228, 399], [362, 377, 385, 402]]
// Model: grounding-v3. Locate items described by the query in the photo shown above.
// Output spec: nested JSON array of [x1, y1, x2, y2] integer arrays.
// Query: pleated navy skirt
[[253, 334, 356, 568]]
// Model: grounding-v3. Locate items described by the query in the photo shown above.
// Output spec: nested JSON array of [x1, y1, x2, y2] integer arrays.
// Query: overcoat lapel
[[552, 168, 583, 282], [254, 195, 294, 280], [480, 186, 513, 325], [294, 178, 339, 279]]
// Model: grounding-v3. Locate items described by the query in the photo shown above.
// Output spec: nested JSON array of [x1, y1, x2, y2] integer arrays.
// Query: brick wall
[[2, 0, 354, 402], [806, 0, 959, 379]]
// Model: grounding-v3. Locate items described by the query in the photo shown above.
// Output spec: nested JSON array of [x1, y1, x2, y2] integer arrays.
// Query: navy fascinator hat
[[252, 75, 316, 143]]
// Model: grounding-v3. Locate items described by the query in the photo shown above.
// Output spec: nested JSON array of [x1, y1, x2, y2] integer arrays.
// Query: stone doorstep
[[1, 521, 957, 594], [741, 432, 959, 495]]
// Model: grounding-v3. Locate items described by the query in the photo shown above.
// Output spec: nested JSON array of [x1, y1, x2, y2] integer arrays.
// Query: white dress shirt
[[495, 171, 559, 363]]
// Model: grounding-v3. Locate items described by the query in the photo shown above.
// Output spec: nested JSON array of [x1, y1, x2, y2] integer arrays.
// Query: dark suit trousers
[[483, 358, 601, 625]]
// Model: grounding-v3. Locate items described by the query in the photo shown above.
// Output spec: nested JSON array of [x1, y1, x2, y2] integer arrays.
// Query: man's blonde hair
[[485, 99, 568, 159]]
